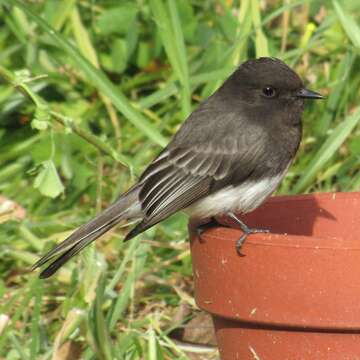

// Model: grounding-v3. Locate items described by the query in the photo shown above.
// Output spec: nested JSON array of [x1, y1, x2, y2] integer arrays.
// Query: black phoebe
[[33, 57, 323, 278]]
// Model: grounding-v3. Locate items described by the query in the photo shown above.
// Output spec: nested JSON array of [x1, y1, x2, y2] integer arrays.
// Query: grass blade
[[147, 327, 157, 360], [70, 5, 99, 68], [150, 0, 191, 117], [92, 276, 113, 360], [10, 0, 167, 147], [232, 0, 252, 65], [167, 0, 191, 117], [107, 242, 148, 330], [333, 0, 360, 48], [251, 0, 270, 57], [293, 106, 360, 193], [314, 51, 355, 135], [30, 280, 43, 360]]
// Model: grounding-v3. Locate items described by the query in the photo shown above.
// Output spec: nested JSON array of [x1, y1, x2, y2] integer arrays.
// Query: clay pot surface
[[190, 192, 360, 359]]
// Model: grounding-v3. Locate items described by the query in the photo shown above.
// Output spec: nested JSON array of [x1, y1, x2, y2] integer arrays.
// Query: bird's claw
[[236, 227, 270, 255], [195, 217, 219, 242]]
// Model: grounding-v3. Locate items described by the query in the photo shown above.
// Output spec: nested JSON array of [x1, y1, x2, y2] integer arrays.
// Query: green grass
[[0, 0, 360, 358]]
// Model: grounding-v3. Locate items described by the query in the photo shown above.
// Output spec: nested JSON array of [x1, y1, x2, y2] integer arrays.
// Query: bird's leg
[[193, 217, 220, 240], [227, 212, 270, 254]]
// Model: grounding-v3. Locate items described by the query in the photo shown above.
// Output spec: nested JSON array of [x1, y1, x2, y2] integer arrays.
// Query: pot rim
[[202, 228, 360, 250], [255, 191, 357, 203], [207, 191, 360, 249], [211, 314, 360, 332]]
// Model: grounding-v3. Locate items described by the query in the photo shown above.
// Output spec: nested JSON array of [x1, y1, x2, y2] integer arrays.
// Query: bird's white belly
[[186, 174, 285, 219]]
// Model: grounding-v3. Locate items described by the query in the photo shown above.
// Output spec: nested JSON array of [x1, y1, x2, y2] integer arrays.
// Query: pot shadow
[[216, 193, 340, 240]]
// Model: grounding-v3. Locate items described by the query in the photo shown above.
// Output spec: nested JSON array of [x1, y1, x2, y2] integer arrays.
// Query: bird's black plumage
[[32, 57, 324, 278]]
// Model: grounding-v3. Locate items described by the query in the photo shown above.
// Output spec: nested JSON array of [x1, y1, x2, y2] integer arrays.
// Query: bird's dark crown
[[235, 57, 303, 91]]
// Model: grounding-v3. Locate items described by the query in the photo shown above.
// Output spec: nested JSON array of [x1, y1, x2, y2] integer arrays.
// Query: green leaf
[[136, 41, 152, 68], [31, 119, 48, 130], [33, 160, 64, 198], [31, 104, 50, 130], [111, 38, 128, 73], [349, 134, 360, 154], [96, 4, 138, 35]]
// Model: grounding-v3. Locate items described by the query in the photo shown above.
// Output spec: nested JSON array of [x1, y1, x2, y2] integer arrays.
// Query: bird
[[32, 57, 324, 278]]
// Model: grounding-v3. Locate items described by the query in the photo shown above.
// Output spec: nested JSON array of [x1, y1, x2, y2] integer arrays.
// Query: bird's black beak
[[296, 88, 324, 100]]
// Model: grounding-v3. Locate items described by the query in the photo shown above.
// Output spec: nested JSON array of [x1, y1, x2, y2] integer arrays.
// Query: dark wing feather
[[124, 143, 234, 240]]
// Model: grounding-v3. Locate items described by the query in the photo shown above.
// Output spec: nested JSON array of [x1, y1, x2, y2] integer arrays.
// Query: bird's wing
[[124, 137, 254, 240]]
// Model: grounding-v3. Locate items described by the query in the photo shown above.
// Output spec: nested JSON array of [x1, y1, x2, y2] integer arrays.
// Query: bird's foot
[[195, 217, 219, 241], [235, 226, 270, 255], [227, 212, 270, 255]]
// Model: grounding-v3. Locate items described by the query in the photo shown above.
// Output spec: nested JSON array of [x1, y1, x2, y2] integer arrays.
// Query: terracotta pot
[[190, 192, 360, 359]]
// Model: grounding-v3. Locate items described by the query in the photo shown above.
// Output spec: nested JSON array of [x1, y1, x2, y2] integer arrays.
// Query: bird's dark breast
[[211, 120, 301, 193]]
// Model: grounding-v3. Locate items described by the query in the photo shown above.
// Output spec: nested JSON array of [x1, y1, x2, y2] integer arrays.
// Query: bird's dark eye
[[262, 86, 276, 98]]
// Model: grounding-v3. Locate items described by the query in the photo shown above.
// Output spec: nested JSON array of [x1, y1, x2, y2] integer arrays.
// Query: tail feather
[[32, 186, 142, 278], [38, 218, 118, 278]]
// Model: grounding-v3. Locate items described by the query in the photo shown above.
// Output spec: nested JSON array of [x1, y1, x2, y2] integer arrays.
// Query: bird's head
[[225, 57, 323, 110]]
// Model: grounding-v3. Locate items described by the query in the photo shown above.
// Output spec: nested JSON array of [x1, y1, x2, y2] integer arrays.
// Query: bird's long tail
[[32, 185, 142, 278]]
